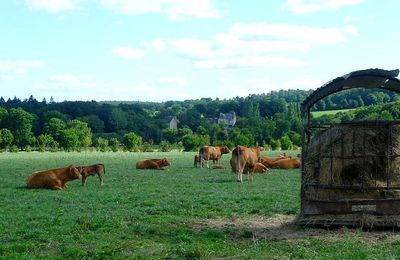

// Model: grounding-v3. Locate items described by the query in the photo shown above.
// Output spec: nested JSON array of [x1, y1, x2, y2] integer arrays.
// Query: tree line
[[0, 88, 398, 152]]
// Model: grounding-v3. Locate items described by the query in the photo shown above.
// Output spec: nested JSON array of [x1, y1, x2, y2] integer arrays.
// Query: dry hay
[[191, 214, 400, 244], [303, 123, 400, 201]]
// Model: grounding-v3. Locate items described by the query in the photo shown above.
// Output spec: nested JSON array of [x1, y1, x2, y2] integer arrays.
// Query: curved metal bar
[[301, 68, 400, 118]]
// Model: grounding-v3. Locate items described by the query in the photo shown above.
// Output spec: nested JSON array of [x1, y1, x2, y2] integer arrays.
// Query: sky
[[0, 0, 399, 102]]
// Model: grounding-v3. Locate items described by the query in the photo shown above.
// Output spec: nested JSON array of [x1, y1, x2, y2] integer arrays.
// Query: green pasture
[[311, 108, 354, 118], [1, 151, 400, 259]]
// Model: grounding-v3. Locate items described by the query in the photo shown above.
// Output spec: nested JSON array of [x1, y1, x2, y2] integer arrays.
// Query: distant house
[[164, 116, 178, 129], [218, 112, 236, 127]]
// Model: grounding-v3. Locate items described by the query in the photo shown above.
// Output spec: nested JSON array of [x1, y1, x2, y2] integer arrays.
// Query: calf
[[78, 163, 105, 186], [136, 158, 170, 170], [27, 164, 81, 190], [193, 155, 202, 168]]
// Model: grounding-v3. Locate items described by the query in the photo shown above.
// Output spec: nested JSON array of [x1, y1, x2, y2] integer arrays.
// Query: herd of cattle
[[195, 145, 301, 182], [25, 145, 301, 190]]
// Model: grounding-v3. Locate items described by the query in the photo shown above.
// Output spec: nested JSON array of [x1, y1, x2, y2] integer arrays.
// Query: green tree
[[162, 128, 179, 144], [181, 134, 209, 151], [270, 139, 281, 150], [123, 132, 142, 151], [0, 107, 8, 126], [109, 138, 120, 152], [5, 108, 35, 147], [160, 140, 171, 152], [67, 120, 92, 148], [0, 128, 13, 148], [78, 115, 105, 133], [37, 134, 55, 152], [280, 135, 293, 150], [96, 137, 109, 152], [44, 118, 66, 142], [59, 128, 80, 151]]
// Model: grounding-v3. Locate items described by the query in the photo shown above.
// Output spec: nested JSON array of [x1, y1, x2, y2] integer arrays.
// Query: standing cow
[[78, 163, 106, 186], [199, 145, 230, 168], [231, 145, 263, 182]]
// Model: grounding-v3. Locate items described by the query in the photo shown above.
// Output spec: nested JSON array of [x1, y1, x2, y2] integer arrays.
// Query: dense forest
[[0, 87, 399, 152]]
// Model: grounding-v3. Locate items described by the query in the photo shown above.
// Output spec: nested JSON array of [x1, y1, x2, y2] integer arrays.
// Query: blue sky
[[1, 0, 399, 102]]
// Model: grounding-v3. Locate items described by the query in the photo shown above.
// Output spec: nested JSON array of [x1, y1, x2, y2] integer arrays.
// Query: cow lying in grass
[[27, 164, 81, 190], [269, 155, 301, 169], [258, 153, 290, 168], [136, 158, 170, 170], [78, 163, 105, 186], [254, 162, 268, 173]]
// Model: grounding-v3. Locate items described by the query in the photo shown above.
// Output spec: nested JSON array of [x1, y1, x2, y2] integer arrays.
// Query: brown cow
[[254, 162, 268, 173], [231, 145, 263, 182], [193, 155, 202, 168], [136, 158, 170, 170], [230, 153, 267, 176], [259, 153, 290, 168], [27, 164, 81, 190], [269, 156, 301, 169], [199, 145, 230, 168], [78, 163, 105, 186]]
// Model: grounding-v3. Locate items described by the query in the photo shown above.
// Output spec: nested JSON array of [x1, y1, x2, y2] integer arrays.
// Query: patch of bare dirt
[[191, 214, 400, 244]]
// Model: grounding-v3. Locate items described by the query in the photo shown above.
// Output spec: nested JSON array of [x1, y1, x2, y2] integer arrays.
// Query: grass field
[[311, 108, 354, 118], [1, 151, 400, 259]]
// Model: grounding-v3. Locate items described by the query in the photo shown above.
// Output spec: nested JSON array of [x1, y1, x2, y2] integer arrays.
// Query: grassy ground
[[311, 108, 354, 118], [1, 151, 400, 259]]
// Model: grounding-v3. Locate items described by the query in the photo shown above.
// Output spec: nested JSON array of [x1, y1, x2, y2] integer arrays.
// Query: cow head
[[68, 164, 82, 180], [220, 146, 230, 154], [162, 158, 171, 167]]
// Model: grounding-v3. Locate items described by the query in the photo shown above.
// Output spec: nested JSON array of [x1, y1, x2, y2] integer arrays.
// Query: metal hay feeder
[[297, 68, 400, 228]]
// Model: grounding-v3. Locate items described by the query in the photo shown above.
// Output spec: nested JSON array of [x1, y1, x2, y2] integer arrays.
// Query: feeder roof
[[301, 68, 400, 114]]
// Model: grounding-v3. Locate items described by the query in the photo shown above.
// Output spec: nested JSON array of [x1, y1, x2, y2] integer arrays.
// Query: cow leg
[[98, 173, 104, 185], [52, 180, 64, 190], [82, 176, 88, 186]]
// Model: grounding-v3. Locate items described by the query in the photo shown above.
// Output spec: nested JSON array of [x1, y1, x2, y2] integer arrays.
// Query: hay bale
[[303, 122, 400, 201]]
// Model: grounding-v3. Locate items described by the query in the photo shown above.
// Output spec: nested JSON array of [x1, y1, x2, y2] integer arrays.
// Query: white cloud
[[111, 46, 145, 59], [229, 23, 347, 45], [343, 25, 358, 35], [283, 0, 365, 15], [0, 60, 44, 79], [158, 76, 188, 85], [151, 39, 167, 52], [194, 56, 305, 69], [171, 22, 353, 69], [38, 74, 107, 91], [100, 0, 221, 20], [26, 0, 78, 13], [172, 38, 214, 58]]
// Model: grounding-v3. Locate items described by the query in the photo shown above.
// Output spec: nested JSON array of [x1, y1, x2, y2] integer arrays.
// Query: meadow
[[1, 151, 400, 259], [311, 108, 354, 118]]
